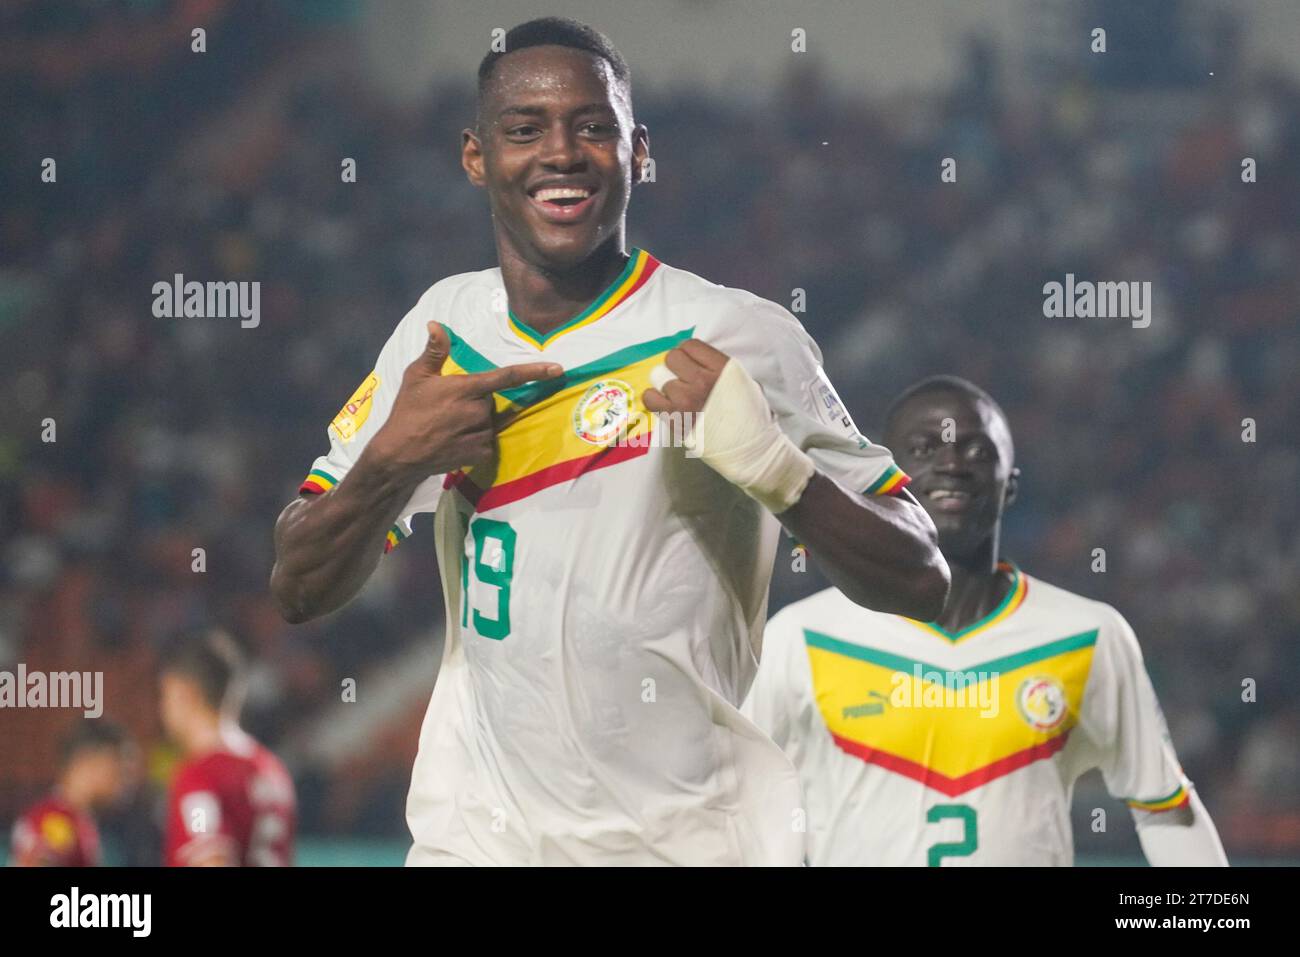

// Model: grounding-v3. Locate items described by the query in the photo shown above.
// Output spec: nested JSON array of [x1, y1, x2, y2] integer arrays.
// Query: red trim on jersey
[[829, 728, 1071, 797], [444, 440, 650, 513]]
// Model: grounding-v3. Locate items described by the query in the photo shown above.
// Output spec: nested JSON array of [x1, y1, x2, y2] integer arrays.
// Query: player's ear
[[1004, 466, 1021, 508], [632, 125, 650, 184], [462, 128, 487, 188]]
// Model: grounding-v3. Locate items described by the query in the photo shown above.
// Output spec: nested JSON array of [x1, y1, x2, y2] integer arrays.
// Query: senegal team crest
[[573, 379, 633, 445], [1015, 676, 1068, 731]]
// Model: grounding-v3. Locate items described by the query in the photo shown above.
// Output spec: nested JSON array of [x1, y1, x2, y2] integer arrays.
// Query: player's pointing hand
[[369, 321, 563, 480]]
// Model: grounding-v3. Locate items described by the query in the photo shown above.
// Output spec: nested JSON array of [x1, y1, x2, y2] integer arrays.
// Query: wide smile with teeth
[[533, 187, 592, 202], [927, 489, 972, 511], [529, 186, 597, 222]]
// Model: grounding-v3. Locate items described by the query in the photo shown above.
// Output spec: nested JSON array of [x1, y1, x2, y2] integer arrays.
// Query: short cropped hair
[[477, 17, 631, 113], [60, 720, 127, 766], [884, 374, 1015, 461]]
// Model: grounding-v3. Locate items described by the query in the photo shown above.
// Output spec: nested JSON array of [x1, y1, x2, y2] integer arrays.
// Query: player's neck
[[934, 540, 1010, 632], [496, 236, 630, 338], [182, 714, 228, 756]]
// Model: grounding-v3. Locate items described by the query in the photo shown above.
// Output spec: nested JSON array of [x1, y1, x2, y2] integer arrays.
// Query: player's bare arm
[[270, 322, 562, 623], [644, 338, 948, 619], [780, 477, 946, 618]]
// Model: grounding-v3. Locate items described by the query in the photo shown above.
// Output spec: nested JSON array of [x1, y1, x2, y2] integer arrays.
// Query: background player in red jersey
[[10, 722, 132, 867], [160, 629, 297, 866]]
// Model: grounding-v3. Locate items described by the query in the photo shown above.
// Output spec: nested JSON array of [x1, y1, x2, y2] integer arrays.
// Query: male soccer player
[[744, 375, 1228, 865], [270, 17, 948, 865], [10, 722, 131, 867], [160, 629, 296, 866]]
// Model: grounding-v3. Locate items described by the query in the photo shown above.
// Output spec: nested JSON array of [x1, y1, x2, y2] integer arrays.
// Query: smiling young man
[[270, 17, 946, 866], [743, 375, 1228, 865]]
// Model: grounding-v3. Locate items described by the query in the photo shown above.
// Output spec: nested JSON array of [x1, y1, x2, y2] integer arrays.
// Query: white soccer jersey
[[297, 248, 910, 865], [742, 564, 1193, 866]]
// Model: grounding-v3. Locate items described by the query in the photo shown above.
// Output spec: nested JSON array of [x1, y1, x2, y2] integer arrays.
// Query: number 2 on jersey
[[464, 517, 517, 640], [926, 804, 977, 866]]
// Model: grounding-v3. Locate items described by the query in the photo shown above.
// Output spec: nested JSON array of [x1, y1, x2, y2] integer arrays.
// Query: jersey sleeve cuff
[[384, 524, 408, 553], [300, 467, 408, 553], [1126, 784, 1190, 812], [864, 463, 911, 496], [300, 468, 339, 495]]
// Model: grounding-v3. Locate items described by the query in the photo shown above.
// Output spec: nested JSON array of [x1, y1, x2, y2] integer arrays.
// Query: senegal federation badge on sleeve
[[330, 372, 379, 443]]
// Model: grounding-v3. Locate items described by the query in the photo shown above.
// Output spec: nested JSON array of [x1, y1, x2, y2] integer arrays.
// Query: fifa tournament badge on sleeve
[[330, 372, 380, 442]]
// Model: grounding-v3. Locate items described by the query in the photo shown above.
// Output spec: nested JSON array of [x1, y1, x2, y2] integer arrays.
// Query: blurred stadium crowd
[[2, 1, 1297, 861]]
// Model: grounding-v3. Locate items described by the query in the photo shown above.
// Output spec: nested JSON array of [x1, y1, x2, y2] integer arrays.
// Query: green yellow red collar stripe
[[1126, 785, 1190, 812], [506, 248, 660, 350], [905, 561, 1028, 643]]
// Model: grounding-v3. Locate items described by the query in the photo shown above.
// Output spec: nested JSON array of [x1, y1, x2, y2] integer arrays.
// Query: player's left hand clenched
[[643, 338, 729, 414], [645, 339, 815, 514]]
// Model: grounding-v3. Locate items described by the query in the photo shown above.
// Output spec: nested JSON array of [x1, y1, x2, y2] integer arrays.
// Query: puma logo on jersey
[[842, 691, 890, 718]]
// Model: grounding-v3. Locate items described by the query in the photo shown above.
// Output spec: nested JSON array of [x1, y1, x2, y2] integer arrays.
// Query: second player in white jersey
[[747, 565, 1197, 865], [744, 376, 1228, 866]]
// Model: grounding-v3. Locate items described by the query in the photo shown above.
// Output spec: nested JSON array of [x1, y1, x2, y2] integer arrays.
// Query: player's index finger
[[466, 361, 565, 393]]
